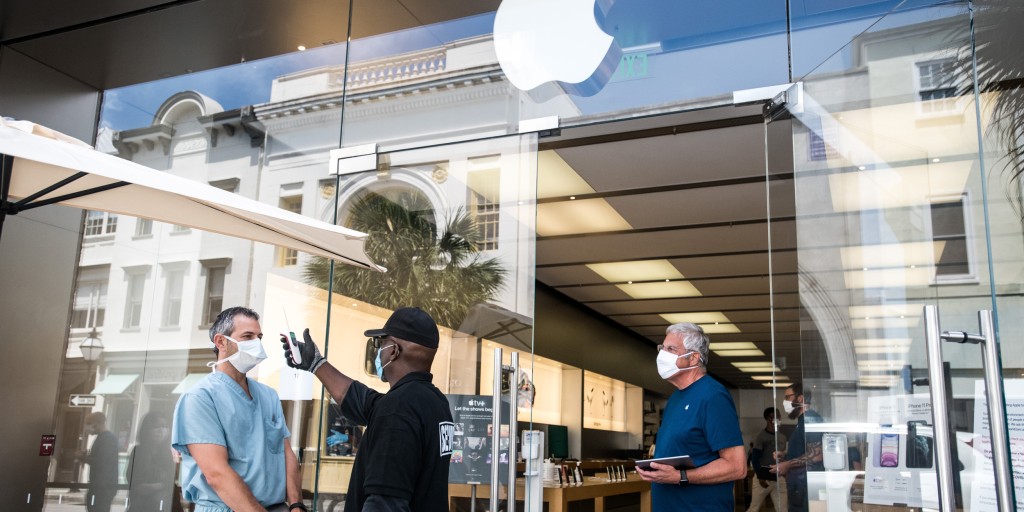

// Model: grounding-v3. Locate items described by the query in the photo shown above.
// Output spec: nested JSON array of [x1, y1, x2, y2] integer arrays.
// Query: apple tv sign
[[494, 0, 622, 97]]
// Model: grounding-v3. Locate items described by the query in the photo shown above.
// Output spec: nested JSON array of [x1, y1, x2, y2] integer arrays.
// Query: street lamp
[[80, 328, 104, 363]]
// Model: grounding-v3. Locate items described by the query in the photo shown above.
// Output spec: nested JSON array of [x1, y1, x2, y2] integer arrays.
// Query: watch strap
[[678, 469, 689, 486], [289, 503, 309, 512]]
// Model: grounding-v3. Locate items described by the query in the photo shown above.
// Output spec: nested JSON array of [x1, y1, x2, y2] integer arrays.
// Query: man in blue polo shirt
[[636, 322, 746, 511]]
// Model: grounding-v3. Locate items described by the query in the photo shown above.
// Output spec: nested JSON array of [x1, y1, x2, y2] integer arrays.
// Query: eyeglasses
[[657, 344, 688, 355], [783, 393, 796, 400], [368, 335, 390, 350]]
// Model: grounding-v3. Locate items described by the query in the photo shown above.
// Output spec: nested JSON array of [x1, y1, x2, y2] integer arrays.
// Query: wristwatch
[[289, 503, 309, 511], [678, 469, 689, 486]]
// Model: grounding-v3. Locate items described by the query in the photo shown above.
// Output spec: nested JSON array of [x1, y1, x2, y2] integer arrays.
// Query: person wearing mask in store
[[82, 411, 119, 512], [746, 408, 787, 512], [770, 381, 823, 512], [635, 323, 747, 511], [281, 306, 454, 512], [171, 307, 305, 512]]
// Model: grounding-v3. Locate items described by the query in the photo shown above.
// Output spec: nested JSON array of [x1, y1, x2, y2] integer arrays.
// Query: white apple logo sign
[[494, 0, 621, 97]]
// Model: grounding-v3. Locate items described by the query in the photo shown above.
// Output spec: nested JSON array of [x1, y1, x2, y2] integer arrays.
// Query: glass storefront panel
[[768, 0, 1024, 510], [314, 135, 538, 510]]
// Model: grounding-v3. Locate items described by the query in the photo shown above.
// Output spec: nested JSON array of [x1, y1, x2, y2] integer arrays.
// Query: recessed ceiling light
[[709, 342, 758, 350], [537, 199, 632, 236], [662, 312, 731, 324], [828, 160, 971, 212], [762, 383, 790, 388], [713, 349, 765, 357], [751, 375, 789, 381], [932, 158, 941, 163], [617, 281, 701, 299], [570, 196, 576, 200], [587, 260, 683, 283], [297, 45, 307, 51]]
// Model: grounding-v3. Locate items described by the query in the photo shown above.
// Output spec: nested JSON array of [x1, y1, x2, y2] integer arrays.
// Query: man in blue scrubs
[[172, 307, 305, 512], [636, 322, 746, 511]]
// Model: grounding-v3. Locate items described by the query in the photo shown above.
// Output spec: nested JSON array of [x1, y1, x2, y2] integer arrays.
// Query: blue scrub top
[[172, 371, 290, 511], [653, 374, 743, 511]]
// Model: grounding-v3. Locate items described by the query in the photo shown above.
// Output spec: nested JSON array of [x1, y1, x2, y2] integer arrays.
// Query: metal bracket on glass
[[924, 307, 1015, 512], [329, 143, 378, 176], [518, 116, 560, 138]]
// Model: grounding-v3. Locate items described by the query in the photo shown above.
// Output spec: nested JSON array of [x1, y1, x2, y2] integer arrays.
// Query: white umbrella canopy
[[0, 119, 384, 271]]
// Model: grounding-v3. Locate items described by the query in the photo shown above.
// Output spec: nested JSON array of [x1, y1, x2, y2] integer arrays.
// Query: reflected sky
[[99, 0, 962, 132]]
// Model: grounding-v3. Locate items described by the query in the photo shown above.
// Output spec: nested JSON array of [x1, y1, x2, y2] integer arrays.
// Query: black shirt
[[341, 372, 454, 512]]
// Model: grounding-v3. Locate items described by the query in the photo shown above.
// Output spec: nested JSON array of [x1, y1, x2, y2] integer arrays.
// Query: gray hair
[[665, 322, 709, 367], [209, 306, 260, 355]]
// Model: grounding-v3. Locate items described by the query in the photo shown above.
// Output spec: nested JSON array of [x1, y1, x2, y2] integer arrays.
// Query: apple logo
[[494, 0, 622, 97]]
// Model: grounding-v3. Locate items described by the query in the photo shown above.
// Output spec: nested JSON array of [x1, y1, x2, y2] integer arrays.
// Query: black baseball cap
[[364, 307, 439, 349]]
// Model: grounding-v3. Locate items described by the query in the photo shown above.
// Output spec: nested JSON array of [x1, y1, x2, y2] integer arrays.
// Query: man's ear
[[212, 333, 229, 353]]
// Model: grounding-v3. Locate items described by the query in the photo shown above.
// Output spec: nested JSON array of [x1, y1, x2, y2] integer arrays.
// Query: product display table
[[448, 474, 651, 512]]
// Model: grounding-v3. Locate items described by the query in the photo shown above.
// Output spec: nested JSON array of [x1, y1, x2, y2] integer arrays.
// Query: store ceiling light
[[851, 316, 922, 329], [537, 150, 595, 199], [857, 359, 905, 371], [828, 160, 972, 212], [588, 259, 683, 283], [617, 281, 701, 299], [844, 267, 937, 290], [762, 382, 790, 388], [713, 349, 765, 357], [536, 198, 632, 236], [709, 342, 758, 351], [840, 241, 945, 270], [700, 323, 741, 334], [660, 311, 730, 324], [751, 375, 788, 381], [849, 304, 921, 318]]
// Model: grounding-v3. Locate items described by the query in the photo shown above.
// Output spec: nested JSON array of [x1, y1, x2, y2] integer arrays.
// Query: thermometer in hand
[[283, 308, 302, 365]]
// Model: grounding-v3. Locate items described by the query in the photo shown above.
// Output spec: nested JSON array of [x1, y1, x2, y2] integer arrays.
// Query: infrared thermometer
[[283, 308, 302, 365]]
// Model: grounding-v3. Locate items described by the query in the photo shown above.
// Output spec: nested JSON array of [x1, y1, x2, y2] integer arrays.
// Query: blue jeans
[[786, 469, 808, 512]]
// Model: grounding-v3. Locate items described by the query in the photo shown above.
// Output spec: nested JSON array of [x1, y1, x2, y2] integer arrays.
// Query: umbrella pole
[[0, 154, 13, 243]]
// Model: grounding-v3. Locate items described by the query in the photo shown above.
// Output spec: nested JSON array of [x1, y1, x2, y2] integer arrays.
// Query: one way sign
[[69, 394, 97, 407]]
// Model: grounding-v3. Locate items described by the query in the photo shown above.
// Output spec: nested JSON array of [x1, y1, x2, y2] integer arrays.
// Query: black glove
[[280, 328, 327, 373]]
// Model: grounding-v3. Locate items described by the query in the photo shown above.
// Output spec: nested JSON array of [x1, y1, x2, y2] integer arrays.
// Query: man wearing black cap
[[281, 307, 454, 512]]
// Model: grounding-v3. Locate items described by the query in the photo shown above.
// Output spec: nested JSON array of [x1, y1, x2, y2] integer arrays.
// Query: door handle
[[940, 310, 1015, 512], [923, 305, 956, 511], [491, 347, 503, 509], [489, 348, 519, 512], [925, 306, 1016, 512]]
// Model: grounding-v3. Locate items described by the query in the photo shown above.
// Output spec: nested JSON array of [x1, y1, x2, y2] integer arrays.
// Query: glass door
[[764, 2, 1023, 510], [308, 133, 539, 512]]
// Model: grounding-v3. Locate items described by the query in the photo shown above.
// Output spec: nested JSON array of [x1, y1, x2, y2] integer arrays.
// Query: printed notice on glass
[[970, 379, 1024, 511], [447, 394, 511, 485]]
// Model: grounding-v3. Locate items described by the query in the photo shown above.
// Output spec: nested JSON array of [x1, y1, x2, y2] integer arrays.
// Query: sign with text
[[69, 394, 97, 407], [447, 394, 510, 485], [39, 435, 55, 456], [970, 379, 1024, 511]]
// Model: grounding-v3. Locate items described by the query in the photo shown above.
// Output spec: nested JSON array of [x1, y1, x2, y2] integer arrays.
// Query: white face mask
[[207, 335, 267, 374], [783, 400, 797, 414], [657, 350, 701, 380]]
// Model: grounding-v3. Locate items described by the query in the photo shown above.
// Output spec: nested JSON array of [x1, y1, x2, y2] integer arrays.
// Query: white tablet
[[634, 455, 696, 471]]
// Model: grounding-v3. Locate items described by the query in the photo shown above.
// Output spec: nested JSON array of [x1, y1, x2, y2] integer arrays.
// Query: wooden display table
[[449, 474, 651, 512]]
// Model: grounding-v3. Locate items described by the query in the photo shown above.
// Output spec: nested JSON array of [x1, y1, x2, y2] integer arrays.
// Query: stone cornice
[[197, 108, 242, 148], [256, 68, 511, 131], [112, 123, 175, 158]]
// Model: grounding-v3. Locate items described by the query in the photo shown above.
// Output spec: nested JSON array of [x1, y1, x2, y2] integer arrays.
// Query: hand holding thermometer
[[283, 308, 302, 365]]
